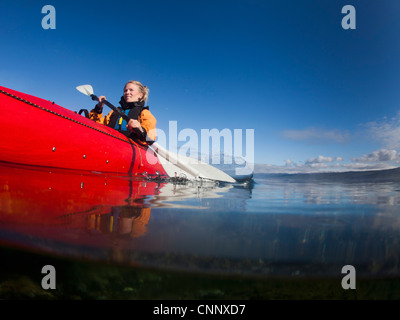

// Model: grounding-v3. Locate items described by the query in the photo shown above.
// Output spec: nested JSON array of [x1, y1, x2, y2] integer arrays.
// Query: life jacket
[[108, 106, 149, 131], [83, 97, 153, 144], [108, 97, 150, 141]]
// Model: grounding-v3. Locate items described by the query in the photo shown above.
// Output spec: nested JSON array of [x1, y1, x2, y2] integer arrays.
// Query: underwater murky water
[[1, 162, 400, 299]]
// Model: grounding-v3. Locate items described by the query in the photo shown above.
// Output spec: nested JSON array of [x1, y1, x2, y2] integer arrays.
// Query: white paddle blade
[[153, 143, 236, 183], [159, 160, 196, 180], [76, 84, 94, 96], [191, 163, 236, 183]]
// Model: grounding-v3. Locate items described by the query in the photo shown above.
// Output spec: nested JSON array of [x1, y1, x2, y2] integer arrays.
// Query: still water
[[1, 161, 400, 299]]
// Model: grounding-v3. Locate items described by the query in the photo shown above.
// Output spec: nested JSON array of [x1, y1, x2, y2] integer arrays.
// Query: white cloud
[[281, 127, 350, 144], [305, 155, 343, 165], [255, 155, 346, 173], [351, 113, 400, 166], [258, 113, 400, 174], [284, 159, 294, 166], [364, 112, 400, 149], [352, 149, 398, 163], [254, 149, 399, 174]]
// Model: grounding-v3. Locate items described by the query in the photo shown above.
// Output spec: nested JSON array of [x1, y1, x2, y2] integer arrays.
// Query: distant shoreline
[[254, 166, 400, 183]]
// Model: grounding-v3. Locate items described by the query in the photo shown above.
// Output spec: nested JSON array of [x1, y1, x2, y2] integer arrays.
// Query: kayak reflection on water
[[87, 206, 151, 239], [0, 161, 244, 252]]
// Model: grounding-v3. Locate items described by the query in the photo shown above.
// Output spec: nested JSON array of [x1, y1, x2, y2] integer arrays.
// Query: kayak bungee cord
[[0, 88, 146, 149]]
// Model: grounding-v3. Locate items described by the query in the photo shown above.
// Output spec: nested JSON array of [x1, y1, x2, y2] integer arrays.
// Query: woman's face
[[124, 83, 143, 102]]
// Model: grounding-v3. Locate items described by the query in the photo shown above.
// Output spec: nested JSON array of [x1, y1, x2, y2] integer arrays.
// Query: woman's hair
[[124, 80, 149, 102]]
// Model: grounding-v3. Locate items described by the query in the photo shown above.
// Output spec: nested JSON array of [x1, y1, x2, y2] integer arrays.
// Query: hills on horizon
[[254, 166, 400, 183]]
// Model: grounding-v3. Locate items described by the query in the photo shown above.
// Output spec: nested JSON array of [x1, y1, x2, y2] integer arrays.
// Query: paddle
[[76, 84, 236, 183]]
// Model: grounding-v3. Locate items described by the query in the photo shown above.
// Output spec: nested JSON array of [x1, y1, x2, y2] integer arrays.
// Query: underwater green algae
[[1, 247, 399, 300]]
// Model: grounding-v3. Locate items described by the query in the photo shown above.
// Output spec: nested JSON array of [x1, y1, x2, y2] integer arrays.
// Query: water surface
[[1, 162, 400, 298]]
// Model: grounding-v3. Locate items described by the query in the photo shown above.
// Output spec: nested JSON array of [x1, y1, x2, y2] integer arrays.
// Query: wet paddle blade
[[153, 143, 236, 183]]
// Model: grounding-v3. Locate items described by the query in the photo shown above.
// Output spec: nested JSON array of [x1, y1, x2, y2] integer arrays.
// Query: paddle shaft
[[83, 90, 235, 182], [91, 94, 128, 122]]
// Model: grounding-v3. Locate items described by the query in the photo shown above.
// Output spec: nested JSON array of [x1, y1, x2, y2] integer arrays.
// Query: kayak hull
[[0, 86, 167, 176]]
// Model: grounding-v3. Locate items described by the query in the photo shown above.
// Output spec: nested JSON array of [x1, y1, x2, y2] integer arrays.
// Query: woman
[[89, 80, 156, 143]]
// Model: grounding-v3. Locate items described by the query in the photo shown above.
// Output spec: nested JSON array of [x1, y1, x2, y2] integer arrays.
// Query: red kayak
[[0, 86, 167, 177]]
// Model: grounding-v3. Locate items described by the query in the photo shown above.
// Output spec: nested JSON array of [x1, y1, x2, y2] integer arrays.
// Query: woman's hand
[[127, 119, 143, 132], [97, 95, 106, 108]]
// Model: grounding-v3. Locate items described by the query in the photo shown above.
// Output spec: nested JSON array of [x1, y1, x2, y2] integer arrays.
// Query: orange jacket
[[89, 108, 157, 142]]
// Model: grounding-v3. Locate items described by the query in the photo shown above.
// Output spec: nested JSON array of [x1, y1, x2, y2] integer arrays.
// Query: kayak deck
[[0, 86, 167, 177]]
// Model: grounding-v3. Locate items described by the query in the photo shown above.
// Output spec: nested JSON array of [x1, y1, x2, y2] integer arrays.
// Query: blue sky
[[1, 0, 400, 173]]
